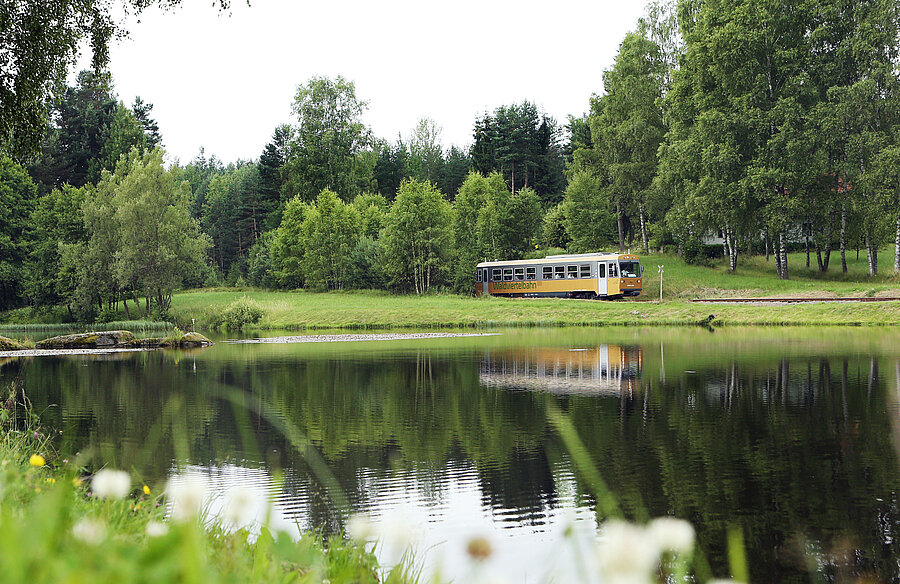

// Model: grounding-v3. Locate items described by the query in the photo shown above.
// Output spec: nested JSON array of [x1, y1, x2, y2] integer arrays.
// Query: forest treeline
[[2, 0, 900, 319]]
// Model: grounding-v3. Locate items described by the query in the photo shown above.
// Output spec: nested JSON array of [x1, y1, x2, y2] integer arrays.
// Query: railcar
[[474, 252, 643, 299]]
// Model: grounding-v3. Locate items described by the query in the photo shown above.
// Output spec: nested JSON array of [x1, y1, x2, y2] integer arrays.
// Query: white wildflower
[[91, 469, 131, 500], [221, 485, 263, 530], [146, 520, 169, 537], [648, 517, 695, 554], [346, 513, 376, 542], [72, 518, 106, 545], [596, 520, 661, 583], [167, 474, 209, 522], [380, 510, 421, 552]]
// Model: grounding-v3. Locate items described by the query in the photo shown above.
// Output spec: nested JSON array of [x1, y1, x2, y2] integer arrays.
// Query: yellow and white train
[[475, 252, 643, 299]]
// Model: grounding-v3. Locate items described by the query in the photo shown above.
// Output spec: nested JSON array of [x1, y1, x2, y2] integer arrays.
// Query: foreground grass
[[0, 401, 392, 584]]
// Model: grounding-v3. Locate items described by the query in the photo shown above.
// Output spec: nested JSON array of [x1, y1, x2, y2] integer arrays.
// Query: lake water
[[3, 326, 900, 582]]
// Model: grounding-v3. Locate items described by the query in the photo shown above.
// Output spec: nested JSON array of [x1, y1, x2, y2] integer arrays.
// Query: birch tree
[[382, 179, 452, 294]]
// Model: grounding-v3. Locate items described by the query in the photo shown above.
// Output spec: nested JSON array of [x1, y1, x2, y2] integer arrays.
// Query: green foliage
[[24, 184, 89, 308], [352, 192, 388, 238], [346, 236, 387, 290], [470, 102, 565, 203], [217, 296, 266, 330], [0, 156, 38, 309], [541, 203, 570, 249], [299, 189, 361, 289], [28, 71, 151, 194], [201, 163, 267, 275], [246, 231, 277, 288], [382, 179, 453, 294], [271, 197, 309, 289], [73, 148, 211, 319], [563, 169, 616, 252], [282, 76, 371, 201]]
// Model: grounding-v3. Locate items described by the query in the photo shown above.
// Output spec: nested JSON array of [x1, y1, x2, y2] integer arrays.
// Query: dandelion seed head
[[380, 510, 420, 552], [596, 520, 661, 581], [648, 517, 695, 554], [146, 520, 169, 537], [92, 469, 131, 499], [72, 518, 106, 545], [221, 485, 262, 529], [346, 513, 375, 542], [167, 474, 208, 522]]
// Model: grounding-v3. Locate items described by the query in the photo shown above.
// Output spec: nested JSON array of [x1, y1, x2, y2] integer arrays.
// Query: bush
[[217, 296, 265, 331]]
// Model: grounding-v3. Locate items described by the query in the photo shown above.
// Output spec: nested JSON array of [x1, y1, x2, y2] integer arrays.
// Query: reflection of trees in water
[[5, 346, 900, 581], [613, 356, 900, 582]]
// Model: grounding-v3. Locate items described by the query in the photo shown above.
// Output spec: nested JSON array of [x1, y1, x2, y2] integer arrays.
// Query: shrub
[[218, 296, 265, 331]]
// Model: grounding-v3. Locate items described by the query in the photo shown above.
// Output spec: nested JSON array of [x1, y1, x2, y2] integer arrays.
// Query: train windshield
[[619, 261, 641, 278]]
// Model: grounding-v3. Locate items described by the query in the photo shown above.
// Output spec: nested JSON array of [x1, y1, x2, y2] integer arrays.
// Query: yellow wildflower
[[29, 454, 45, 467], [143, 485, 151, 495], [45, 478, 55, 484]]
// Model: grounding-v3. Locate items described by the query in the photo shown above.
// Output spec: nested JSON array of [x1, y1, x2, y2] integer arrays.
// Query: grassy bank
[[165, 250, 900, 329], [166, 289, 900, 329], [4, 250, 900, 330]]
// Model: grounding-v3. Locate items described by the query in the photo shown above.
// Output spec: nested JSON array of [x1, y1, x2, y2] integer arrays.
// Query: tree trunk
[[131, 290, 144, 318], [616, 201, 625, 253], [723, 228, 731, 262], [121, 291, 131, 321], [840, 204, 847, 273], [729, 228, 738, 272], [865, 229, 877, 276], [773, 238, 782, 277], [895, 214, 900, 274], [804, 223, 810, 269], [765, 228, 771, 262], [639, 205, 649, 254], [778, 232, 789, 280]]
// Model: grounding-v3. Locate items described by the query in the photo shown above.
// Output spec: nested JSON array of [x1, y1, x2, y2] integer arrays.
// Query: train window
[[543, 266, 553, 279], [514, 268, 525, 280], [554, 266, 565, 279], [492, 268, 501, 281], [526, 267, 536, 280], [598, 263, 606, 278], [476, 271, 482, 282], [567, 265, 578, 278], [503, 268, 513, 281], [609, 263, 618, 277], [580, 264, 591, 278], [620, 261, 640, 278]]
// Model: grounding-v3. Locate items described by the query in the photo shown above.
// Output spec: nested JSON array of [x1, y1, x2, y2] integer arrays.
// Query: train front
[[617, 256, 642, 297]]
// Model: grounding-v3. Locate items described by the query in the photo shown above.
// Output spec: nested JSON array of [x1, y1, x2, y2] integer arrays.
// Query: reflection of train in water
[[479, 345, 642, 396]]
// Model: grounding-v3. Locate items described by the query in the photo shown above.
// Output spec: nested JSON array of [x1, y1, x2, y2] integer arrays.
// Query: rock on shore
[[35, 330, 137, 349], [32, 330, 213, 350], [0, 336, 27, 351]]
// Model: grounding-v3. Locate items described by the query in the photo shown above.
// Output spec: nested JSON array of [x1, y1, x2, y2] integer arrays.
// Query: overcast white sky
[[85, 0, 654, 164]]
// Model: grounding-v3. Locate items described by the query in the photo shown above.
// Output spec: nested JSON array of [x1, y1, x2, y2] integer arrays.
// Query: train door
[[597, 262, 607, 296], [607, 261, 619, 296], [482, 269, 490, 295]]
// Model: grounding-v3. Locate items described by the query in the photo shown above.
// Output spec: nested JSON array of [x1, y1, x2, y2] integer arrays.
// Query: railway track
[[693, 297, 900, 303]]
